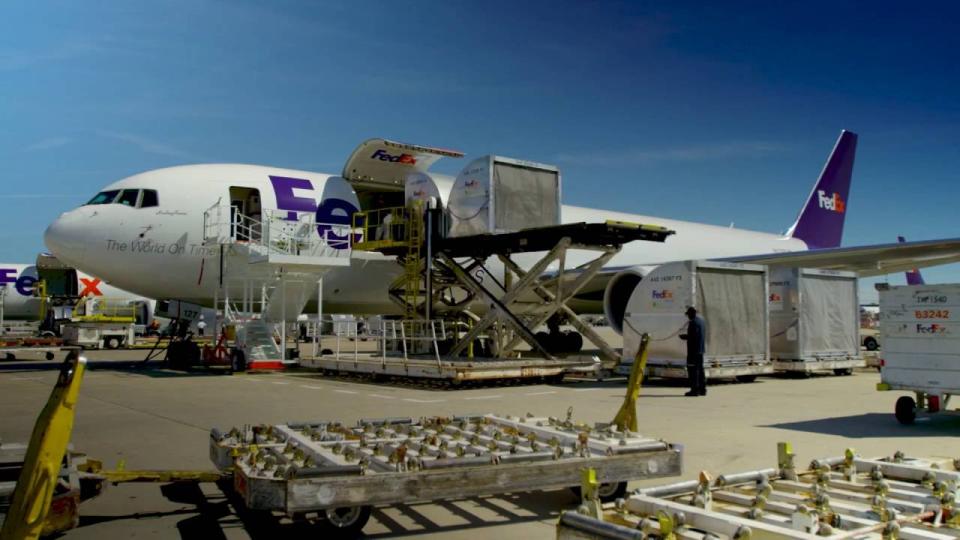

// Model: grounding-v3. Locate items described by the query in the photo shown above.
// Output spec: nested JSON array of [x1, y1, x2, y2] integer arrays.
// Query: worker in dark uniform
[[679, 306, 707, 396]]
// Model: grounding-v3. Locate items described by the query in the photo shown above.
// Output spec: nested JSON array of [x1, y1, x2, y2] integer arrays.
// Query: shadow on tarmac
[[79, 479, 569, 539], [763, 413, 960, 437]]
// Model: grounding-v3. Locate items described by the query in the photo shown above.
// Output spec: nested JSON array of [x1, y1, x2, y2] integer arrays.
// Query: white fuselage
[[0, 263, 146, 320], [44, 164, 808, 314]]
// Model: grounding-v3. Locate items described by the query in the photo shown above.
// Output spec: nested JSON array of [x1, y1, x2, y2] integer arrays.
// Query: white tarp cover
[[800, 274, 858, 354], [696, 269, 767, 356], [492, 162, 559, 232]]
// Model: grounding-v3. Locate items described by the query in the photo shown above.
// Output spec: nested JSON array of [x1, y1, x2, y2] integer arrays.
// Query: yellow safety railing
[[73, 297, 136, 323], [351, 206, 415, 252]]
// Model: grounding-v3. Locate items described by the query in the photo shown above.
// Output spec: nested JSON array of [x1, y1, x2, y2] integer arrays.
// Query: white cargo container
[[446, 155, 561, 237], [769, 267, 864, 375], [877, 283, 960, 424], [617, 260, 772, 381]]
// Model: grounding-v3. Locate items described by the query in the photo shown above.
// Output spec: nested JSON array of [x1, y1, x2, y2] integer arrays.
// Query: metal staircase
[[202, 201, 352, 369]]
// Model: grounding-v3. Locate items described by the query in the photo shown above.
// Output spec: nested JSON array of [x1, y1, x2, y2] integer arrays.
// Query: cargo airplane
[[0, 263, 145, 321], [42, 131, 960, 342]]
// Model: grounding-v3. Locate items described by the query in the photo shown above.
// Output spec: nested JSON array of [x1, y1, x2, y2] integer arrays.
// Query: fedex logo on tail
[[651, 289, 673, 300], [817, 190, 845, 213], [371, 149, 417, 165]]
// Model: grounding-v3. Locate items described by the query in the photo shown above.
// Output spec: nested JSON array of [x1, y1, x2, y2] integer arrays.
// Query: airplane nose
[[44, 211, 88, 267]]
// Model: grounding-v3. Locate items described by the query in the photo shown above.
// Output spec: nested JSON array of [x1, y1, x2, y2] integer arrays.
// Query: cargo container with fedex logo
[[768, 267, 864, 375], [876, 283, 960, 424], [616, 260, 772, 382]]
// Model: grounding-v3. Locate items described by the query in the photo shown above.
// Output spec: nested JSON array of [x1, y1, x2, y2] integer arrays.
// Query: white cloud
[[23, 137, 72, 152], [95, 130, 194, 159]]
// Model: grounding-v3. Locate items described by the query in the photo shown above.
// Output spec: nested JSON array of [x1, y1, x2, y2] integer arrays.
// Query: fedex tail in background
[[899, 236, 926, 285], [787, 130, 857, 249]]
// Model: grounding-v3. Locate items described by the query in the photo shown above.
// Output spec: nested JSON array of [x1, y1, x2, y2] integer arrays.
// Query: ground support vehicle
[[210, 413, 681, 537], [558, 443, 960, 540], [876, 283, 960, 424], [60, 321, 134, 350]]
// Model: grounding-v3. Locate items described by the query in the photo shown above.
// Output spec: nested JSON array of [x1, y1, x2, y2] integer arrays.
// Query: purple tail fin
[[787, 130, 857, 248], [898, 236, 926, 285]]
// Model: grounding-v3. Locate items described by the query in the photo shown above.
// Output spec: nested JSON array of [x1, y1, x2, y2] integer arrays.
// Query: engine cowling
[[602, 266, 654, 334]]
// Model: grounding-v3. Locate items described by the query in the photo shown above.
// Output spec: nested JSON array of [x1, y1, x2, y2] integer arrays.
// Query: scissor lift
[[303, 204, 674, 382]]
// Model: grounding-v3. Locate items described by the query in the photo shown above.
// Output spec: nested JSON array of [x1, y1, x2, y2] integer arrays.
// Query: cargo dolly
[[210, 412, 681, 536], [558, 443, 960, 540]]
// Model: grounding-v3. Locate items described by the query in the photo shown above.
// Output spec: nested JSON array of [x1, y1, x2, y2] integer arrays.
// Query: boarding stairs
[[202, 201, 352, 369]]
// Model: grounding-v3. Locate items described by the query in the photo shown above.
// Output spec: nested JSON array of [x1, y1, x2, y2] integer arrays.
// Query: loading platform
[[310, 210, 674, 382]]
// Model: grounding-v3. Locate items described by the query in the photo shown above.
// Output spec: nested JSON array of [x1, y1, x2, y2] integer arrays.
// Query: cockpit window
[[86, 190, 120, 205], [140, 189, 158, 208], [117, 189, 140, 207]]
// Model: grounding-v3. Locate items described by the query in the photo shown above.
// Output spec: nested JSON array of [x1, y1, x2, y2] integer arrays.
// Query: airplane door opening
[[229, 187, 261, 241]]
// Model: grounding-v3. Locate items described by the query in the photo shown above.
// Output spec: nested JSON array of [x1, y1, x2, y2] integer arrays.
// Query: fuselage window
[[139, 189, 159, 208], [85, 190, 121, 205], [117, 189, 140, 207]]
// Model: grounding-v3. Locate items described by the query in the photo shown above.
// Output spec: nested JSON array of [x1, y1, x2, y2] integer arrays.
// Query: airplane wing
[[342, 138, 463, 191], [723, 237, 960, 277]]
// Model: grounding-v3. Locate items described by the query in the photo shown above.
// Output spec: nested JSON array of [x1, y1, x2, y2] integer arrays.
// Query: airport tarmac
[[1, 353, 958, 539]]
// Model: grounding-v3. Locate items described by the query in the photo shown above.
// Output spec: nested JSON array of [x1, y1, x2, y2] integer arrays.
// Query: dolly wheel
[[570, 481, 629, 503], [735, 375, 757, 383], [895, 396, 916, 425], [864, 337, 879, 351], [317, 505, 372, 538], [833, 368, 854, 376]]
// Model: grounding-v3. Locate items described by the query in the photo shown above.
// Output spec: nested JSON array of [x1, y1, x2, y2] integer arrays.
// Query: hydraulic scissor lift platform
[[339, 215, 676, 380], [210, 413, 682, 536]]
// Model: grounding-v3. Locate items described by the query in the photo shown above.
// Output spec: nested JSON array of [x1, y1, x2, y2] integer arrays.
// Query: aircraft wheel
[[230, 349, 246, 372], [564, 331, 584, 354], [535, 331, 551, 352], [895, 396, 916, 425]]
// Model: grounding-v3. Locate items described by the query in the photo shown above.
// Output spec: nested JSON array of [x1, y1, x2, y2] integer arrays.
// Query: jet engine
[[602, 265, 654, 334]]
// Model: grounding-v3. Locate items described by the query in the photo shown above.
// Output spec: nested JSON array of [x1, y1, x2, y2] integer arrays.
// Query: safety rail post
[[432, 320, 441, 368], [353, 319, 359, 365], [335, 320, 342, 370], [400, 321, 408, 364], [380, 319, 388, 368]]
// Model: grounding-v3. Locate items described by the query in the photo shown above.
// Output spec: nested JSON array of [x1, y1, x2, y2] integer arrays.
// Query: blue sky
[[1, 1, 958, 301]]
